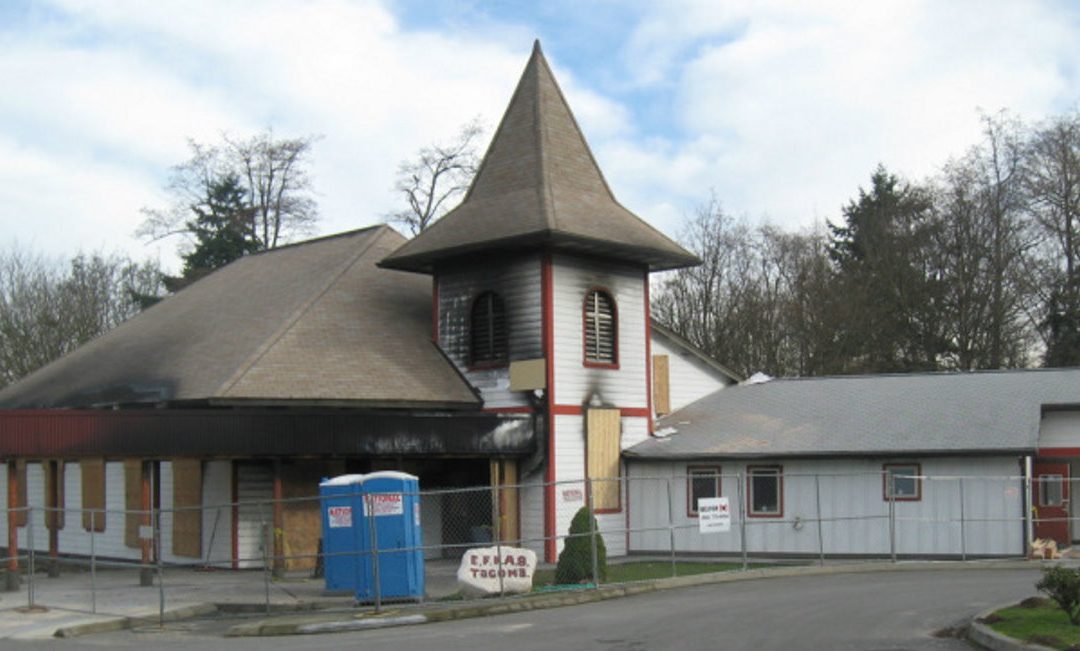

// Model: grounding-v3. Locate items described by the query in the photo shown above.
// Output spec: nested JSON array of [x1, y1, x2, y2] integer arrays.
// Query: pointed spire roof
[[380, 41, 699, 273]]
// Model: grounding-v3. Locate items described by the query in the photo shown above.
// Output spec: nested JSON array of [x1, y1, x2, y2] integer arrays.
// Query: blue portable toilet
[[355, 471, 425, 602], [318, 474, 365, 593]]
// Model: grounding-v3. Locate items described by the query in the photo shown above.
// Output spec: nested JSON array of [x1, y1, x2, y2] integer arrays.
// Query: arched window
[[470, 291, 508, 366], [583, 289, 617, 365]]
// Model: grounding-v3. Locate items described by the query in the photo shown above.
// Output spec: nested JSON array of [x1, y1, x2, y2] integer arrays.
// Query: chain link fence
[[0, 471, 1049, 622]]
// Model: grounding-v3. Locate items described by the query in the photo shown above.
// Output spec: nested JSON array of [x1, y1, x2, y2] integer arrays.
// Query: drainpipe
[[1024, 455, 1034, 556]]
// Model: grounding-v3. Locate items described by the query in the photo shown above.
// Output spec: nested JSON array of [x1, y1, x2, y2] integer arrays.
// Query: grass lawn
[[987, 599, 1080, 650], [532, 560, 763, 588]]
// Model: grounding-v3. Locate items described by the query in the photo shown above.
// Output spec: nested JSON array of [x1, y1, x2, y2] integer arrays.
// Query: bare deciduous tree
[[138, 130, 319, 252], [387, 119, 484, 235], [0, 248, 163, 388]]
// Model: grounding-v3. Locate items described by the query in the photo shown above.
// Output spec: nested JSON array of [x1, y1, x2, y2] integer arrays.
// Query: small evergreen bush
[[554, 507, 607, 584], [1037, 565, 1080, 625]]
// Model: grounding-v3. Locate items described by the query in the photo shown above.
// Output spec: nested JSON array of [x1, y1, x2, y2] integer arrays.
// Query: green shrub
[[1036, 565, 1080, 625], [554, 507, 607, 584]]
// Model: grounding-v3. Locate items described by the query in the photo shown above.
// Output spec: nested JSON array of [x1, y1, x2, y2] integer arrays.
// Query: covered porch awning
[[0, 408, 537, 459]]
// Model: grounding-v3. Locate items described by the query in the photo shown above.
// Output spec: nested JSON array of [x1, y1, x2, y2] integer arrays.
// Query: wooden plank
[[124, 459, 142, 548], [81, 459, 106, 532], [653, 354, 671, 416], [586, 408, 622, 511], [12, 460, 26, 527], [171, 459, 203, 558], [500, 460, 519, 543], [44, 460, 64, 530]]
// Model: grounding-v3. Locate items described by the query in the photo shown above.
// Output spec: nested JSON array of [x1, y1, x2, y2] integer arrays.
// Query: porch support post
[[47, 461, 59, 578], [139, 461, 153, 586], [272, 459, 284, 577], [6, 461, 19, 591]]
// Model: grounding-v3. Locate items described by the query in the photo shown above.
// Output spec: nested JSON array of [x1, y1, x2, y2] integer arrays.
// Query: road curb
[[967, 603, 1057, 651], [52, 603, 218, 639], [226, 559, 1039, 637]]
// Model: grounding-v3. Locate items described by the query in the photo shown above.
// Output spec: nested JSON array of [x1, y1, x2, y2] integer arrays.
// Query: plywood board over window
[[586, 408, 621, 512], [44, 460, 65, 530], [124, 460, 143, 549], [9, 460, 27, 527], [172, 459, 203, 558], [653, 355, 670, 416], [81, 459, 106, 532]]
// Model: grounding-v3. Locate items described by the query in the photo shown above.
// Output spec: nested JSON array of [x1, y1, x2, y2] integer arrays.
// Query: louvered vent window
[[583, 290, 617, 365], [470, 291, 508, 366]]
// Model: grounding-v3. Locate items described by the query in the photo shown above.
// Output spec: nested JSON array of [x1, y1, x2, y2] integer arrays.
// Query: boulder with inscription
[[456, 546, 537, 597]]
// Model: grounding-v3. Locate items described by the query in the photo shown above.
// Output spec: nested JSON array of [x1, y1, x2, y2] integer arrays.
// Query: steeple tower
[[380, 41, 698, 273]]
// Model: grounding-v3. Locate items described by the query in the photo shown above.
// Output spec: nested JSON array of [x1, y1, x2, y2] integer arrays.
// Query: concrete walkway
[[0, 559, 464, 640]]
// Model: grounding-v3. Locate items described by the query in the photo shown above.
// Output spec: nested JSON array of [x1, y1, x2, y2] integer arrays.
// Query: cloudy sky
[[2, 0, 1078, 271]]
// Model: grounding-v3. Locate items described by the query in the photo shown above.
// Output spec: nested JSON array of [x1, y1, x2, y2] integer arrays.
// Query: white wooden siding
[[437, 255, 542, 409], [518, 472, 546, 557], [627, 457, 1024, 557], [1040, 411, 1080, 449], [651, 336, 730, 414], [235, 462, 273, 569], [201, 460, 233, 567], [551, 255, 647, 409]]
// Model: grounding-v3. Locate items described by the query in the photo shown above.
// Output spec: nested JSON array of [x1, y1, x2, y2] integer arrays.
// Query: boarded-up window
[[9, 460, 27, 527], [586, 408, 621, 511], [124, 460, 143, 548], [653, 354, 670, 416], [583, 290, 617, 365], [81, 459, 106, 532], [44, 460, 65, 530], [172, 460, 203, 558]]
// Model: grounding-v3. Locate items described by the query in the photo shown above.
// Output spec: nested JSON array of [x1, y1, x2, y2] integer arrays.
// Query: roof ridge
[[534, 41, 556, 234], [756, 367, 1074, 384], [214, 226, 392, 397]]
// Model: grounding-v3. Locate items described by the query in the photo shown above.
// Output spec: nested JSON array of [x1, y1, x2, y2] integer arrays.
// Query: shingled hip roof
[[0, 226, 480, 409], [379, 41, 699, 273]]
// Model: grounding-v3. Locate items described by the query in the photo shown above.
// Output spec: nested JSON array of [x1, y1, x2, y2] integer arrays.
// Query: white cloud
[[614, 0, 1079, 226]]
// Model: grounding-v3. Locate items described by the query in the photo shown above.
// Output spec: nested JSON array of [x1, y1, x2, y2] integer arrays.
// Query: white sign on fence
[[327, 505, 352, 528], [363, 493, 404, 517], [698, 497, 730, 533]]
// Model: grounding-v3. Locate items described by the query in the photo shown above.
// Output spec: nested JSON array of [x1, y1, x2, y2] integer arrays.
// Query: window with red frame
[[470, 291, 508, 367], [584, 290, 616, 364]]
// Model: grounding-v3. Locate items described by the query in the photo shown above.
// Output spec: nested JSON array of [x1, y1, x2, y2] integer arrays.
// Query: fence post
[[367, 493, 382, 614], [814, 473, 824, 566], [889, 488, 897, 563], [261, 508, 271, 615], [27, 506, 35, 609], [494, 481, 505, 596], [736, 472, 747, 571], [665, 477, 676, 578], [156, 505, 165, 627], [588, 479, 600, 588], [90, 510, 97, 614], [959, 478, 966, 561]]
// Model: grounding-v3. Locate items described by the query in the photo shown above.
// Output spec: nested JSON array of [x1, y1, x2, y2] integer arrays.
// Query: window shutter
[[44, 460, 65, 531], [584, 291, 617, 364], [586, 408, 621, 511], [471, 292, 508, 365], [81, 459, 106, 533], [124, 460, 142, 549]]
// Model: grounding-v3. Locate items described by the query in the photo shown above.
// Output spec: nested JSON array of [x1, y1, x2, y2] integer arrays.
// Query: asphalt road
[[6, 567, 1043, 650]]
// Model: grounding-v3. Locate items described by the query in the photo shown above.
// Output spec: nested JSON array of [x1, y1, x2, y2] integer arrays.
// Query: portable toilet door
[[318, 474, 365, 593], [355, 471, 424, 602]]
